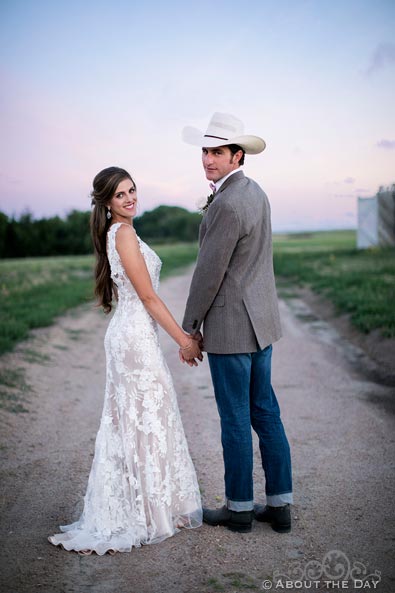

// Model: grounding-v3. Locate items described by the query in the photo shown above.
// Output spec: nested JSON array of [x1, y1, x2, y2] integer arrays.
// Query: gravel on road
[[0, 267, 394, 593]]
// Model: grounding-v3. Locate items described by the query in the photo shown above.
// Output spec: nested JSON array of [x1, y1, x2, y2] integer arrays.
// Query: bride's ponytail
[[90, 167, 134, 313]]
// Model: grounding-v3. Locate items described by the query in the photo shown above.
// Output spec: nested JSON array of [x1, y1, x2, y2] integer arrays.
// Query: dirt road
[[0, 268, 394, 593]]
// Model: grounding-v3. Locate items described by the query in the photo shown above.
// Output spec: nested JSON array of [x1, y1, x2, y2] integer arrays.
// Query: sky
[[0, 0, 394, 231]]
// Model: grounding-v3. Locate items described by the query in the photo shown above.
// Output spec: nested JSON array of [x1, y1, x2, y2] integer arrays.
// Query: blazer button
[[192, 320, 198, 329]]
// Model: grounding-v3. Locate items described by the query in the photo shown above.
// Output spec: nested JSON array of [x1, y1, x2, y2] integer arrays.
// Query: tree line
[[0, 206, 202, 258]]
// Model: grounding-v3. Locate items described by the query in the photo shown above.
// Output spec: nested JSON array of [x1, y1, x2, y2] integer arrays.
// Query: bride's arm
[[115, 224, 202, 364]]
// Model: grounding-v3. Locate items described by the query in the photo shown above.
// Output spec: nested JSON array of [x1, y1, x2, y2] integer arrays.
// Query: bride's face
[[108, 178, 137, 223]]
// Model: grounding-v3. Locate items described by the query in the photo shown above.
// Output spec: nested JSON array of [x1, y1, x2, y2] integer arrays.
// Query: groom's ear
[[232, 150, 243, 165]]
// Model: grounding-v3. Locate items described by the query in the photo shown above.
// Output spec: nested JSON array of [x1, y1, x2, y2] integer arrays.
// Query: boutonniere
[[196, 193, 215, 215]]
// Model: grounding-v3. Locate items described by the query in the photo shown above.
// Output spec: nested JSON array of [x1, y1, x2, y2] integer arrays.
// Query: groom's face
[[202, 146, 242, 182]]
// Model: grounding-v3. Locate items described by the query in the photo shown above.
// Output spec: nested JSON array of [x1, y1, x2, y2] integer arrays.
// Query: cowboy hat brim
[[182, 126, 266, 154]]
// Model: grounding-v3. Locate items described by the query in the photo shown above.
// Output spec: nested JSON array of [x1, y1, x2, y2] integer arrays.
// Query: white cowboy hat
[[182, 112, 266, 154]]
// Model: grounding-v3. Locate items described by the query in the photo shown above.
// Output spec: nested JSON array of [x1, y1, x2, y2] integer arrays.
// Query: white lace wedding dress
[[49, 222, 202, 554]]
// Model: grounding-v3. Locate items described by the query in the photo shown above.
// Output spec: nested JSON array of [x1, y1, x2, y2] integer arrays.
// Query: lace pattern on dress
[[49, 222, 202, 554]]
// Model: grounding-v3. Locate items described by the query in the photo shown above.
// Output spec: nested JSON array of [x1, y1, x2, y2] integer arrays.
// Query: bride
[[49, 166, 203, 555]]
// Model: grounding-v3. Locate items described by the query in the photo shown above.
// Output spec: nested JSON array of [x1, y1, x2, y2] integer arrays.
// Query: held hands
[[179, 332, 204, 367]]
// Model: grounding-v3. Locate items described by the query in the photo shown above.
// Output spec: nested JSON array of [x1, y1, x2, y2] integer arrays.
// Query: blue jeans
[[208, 345, 293, 511]]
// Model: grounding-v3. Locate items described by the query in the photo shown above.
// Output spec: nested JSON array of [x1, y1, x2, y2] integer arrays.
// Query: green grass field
[[1, 231, 394, 357], [273, 230, 395, 337], [0, 244, 198, 355]]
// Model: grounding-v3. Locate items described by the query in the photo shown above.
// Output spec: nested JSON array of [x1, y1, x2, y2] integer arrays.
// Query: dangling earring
[[106, 208, 112, 220]]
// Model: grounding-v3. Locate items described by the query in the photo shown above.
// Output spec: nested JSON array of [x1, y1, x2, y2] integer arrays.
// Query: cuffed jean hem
[[266, 492, 293, 506], [226, 498, 254, 512]]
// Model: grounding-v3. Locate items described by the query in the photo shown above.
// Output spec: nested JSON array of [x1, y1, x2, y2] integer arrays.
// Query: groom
[[181, 113, 293, 534]]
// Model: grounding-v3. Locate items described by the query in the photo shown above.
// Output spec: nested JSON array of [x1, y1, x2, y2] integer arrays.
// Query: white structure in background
[[357, 185, 395, 249]]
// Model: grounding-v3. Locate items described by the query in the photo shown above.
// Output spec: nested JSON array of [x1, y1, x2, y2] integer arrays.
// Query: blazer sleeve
[[182, 200, 240, 333]]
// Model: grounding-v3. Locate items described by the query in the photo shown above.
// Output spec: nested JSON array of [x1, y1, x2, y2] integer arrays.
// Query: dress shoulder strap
[[108, 222, 136, 241], [107, 223, 137, 256], [108, 221, 133, 234]]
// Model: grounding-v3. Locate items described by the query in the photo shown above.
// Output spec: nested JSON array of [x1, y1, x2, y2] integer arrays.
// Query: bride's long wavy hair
[[90, 167, 135, 313]]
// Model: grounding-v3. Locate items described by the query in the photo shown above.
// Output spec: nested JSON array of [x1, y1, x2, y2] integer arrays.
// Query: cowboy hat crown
[[182, 112, 265, 155]]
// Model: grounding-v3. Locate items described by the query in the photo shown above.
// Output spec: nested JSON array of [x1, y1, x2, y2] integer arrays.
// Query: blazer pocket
[[212, 294, 225, 307]]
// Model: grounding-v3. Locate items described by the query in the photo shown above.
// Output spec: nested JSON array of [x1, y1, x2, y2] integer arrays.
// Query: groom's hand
[[192, 331, 204, 351], [179, 334, 203, 366]]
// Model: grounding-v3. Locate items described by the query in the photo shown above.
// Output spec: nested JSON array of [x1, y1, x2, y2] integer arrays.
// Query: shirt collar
[[213, 167, 242, 192]]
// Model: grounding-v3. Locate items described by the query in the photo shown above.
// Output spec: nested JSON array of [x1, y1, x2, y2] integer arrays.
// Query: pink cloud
[[376, 139, 395, 150]]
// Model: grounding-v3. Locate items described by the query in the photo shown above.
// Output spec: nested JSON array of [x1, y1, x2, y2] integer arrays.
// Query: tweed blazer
[[182, 170, 282, 354]]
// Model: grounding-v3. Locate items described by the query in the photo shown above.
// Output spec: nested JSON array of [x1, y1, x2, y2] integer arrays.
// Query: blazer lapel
[[199, 170, 245, 246], [216, 170, 245, 195]]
